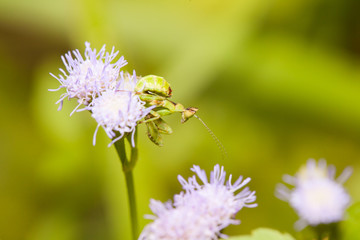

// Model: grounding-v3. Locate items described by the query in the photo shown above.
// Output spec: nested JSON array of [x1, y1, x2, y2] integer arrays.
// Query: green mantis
[[132, 74, 227, 160], [134, 75, 198, 146]]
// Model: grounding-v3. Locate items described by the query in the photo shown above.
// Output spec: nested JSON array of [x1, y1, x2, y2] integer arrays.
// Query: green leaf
[[226, 228, 295, 240], [342, 202, 360, 240]]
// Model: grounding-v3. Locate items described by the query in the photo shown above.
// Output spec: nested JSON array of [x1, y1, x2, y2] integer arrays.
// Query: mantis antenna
[[194, 115, 228, 161]]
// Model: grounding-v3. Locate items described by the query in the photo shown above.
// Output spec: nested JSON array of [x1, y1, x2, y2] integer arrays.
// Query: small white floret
[[276, 159, 352, 230]]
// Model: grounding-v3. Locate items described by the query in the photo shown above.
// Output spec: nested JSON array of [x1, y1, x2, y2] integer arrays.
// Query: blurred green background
[[1, 0, 360, 239]]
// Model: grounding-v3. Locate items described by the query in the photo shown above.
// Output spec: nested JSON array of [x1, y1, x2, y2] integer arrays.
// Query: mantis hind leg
[[146, 121, 163, 146], [142, 112, 172, 146], [153, 118, 172, 135]]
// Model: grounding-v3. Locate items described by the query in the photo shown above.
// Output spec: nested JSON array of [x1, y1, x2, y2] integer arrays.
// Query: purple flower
[[50, 42, 127, 115], [139, 164, 257, 240]]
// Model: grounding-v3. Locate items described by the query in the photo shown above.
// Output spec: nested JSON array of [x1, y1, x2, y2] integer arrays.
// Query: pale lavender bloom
[[139, 164, 257, 240], [140, 199, 220, 240], [50, 42, 127, 115], [276, 159, 352, 230], [86, 71, 154, 147]]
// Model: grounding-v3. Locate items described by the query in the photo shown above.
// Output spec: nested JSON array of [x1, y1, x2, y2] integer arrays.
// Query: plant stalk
[[114, 131, 139, 240]]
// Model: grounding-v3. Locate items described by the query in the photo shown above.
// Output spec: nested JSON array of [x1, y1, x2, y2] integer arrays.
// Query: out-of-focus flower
[[139, 164, 257, 240], [50, 42, 127, 115], [276, 159, 352, 230], [86, 71, 154, 147]]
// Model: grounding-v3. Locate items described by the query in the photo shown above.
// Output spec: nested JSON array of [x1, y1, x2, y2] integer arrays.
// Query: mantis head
[[181, 107, 198, 123]]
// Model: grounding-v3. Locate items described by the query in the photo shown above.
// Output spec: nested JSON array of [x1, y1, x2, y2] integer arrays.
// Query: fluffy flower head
[[276, 159, 352, 230], [139, 164, 257, 240], [141, 200, 218, 240], [50, 42, 127, 114], [87, 71, 154, 147], [175, 165, 257, 222]]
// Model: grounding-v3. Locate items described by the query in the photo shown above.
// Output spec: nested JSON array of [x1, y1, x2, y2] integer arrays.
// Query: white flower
[[86, 71, 154, 147], [50, 42, 127, 115], [176, 165, 257, 223], [276, 159, 352, 230], [139, 164, 257, 240], [140, 199, 219, 240]]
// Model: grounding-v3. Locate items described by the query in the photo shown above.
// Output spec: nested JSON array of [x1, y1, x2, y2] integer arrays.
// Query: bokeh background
[[1, 0, 360, 239]]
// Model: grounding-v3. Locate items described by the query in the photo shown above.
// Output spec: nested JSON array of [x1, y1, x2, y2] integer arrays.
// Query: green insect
[[134, 75, 227, 161], [135, 75, 172, 98], [134, 75, 198, 146]]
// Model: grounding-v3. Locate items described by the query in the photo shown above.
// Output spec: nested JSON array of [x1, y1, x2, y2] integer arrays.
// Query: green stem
[[124, 169, 138, 239], [312, 223, 339, 240], [114, 137, 127, 166], [114, 131, 139, 240]]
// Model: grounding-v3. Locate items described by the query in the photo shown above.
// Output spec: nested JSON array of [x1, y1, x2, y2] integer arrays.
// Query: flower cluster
[[50, 42, 154, 146], [276, 159, 352, 230], [139, 164, 257, 240]]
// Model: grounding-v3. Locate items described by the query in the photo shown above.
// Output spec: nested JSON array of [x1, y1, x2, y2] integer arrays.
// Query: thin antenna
[[194, 115, 228, 160]]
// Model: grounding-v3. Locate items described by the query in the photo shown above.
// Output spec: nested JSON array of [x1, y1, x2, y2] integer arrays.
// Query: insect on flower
[[129, 75, 227, 159], [49, 42, 224, 150], [114, 74, 197, 146], [135, 75, 198, 123]]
